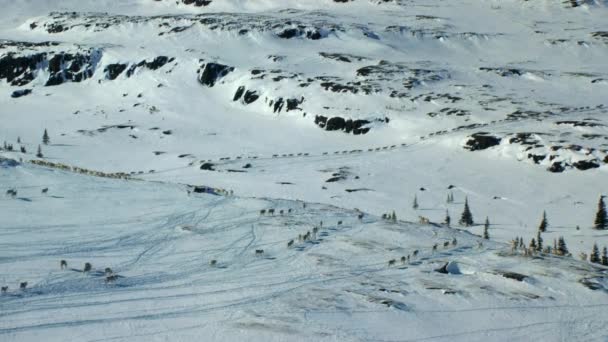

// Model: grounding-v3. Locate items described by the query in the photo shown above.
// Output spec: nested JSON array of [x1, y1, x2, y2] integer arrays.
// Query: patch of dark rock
[[319, 52, 367, 63], [153, 151, 166, 156], [345, 188, 373, 193], [197, 62, 234, 87], [243, 90, 260, 104], [10, 89, 32, 98], [464, 132, 501, 151], [498, 271, 527, 282], [233, 86, 245, 101], [572, 160, 600, 170], [548, 162, 566, 173], [479, 67, 523, 77], [314, 115, 373, 135], [104, 63, 127, 80], [200, 163, 215, 171], [556, 120, 604, 128], [528, 154, 546, 164], [434, 263, 449, 274], [162, 130, 172, 135], [509, 133, 545, 145], [579, 278, 606, 291], [277, 182, 294, 185], [226, 169, 246, 173], [243, 163, 252, 169]]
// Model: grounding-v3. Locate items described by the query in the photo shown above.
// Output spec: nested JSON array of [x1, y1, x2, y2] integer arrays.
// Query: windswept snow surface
[[1, 0, 608, 341], [1, 162, 608, 341]]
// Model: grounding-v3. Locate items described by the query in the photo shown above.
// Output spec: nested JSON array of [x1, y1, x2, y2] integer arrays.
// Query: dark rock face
[[198, 62, 234, 87], [314, 115, 373, 135], [464, 133, 502, 151], [233, 86, 245, 101], [200, 163, 216, 171], [126, 56, 174, 77], [243, 90, 260, 104], [277, 28, 326, 40], [11, 89, 32, 98], [326, 117, 346, 131], [572, 159, 600, 170], [0, 53, 46, 86], [0, 50, 100, 87], [45, 52, 99, 86], [104, 63, 128, 80], [479, 67, 523, 77], [548, 162, 565, 173], [181, 0, 212, 6], [499, 271, 527, 282], [528, 154, 546, 164]]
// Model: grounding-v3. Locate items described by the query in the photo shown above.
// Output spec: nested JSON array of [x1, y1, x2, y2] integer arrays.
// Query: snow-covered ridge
[[1, 1, 608, 339]]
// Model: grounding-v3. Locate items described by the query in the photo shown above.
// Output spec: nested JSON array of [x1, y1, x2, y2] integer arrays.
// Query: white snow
[[1, 0, 607, 340]]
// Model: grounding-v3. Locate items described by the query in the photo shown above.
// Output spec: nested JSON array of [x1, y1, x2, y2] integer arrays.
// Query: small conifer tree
[[536, 230, 543, 252], [483, 217, 490, 240], [413, 195, 419, 210], [594, 196, 607, 230], [557, 236, 568, 256], [529, 238, 537, 250], [391, 210, 397, 222], [445, 209, 451, 227], [36, 145, 43, 158], [459, 197, 474, 227], [538, 210, 548, 232], [43, 129, 50, 145], [602, 246, 608, 266], [590, 243, 600, 264]]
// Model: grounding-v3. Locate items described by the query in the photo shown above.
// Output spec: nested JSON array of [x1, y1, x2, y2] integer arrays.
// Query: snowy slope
[[1, 0, 608, 340], [1, 160, 607, 341]]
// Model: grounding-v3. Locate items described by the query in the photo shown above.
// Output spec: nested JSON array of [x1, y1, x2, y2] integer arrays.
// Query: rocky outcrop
[[126, 56, 174, 77], [11, 89, 32, 98], [0, 52, 46, 86], [314, 115, 378, 135], [464, 133, 501, 151], [198, 62, 234, 87], [45, 51, 101, 86]]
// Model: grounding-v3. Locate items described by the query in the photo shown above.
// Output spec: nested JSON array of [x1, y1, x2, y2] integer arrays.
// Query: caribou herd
[[1, 197, 470, 296]]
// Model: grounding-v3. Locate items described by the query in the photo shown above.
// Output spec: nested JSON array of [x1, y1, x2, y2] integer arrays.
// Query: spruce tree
[[446, 193, 451, 204], [20, 146, 26, 153], [446, 192, 454, 204], [483, 217, 489, 240], [459, 197, 474, 227], [590, 243, 600, 264], [602, 246, 608, 266], [36, 145, 43, 158], [17, 136, 21, 144], [445, 209, 451, 227], [412, 195, 419, 210], [538, 210, 548, 232], [594, 196, 607, 230], [42, 129, 50, 145], [391, 210, 397, 222], [529, 238, 537, 250], [536, 230, 543, 252], [557, 236, 568, 256]]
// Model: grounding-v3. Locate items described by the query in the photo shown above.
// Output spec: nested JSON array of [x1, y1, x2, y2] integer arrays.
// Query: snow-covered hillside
[[1, 0, 607, 340]]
